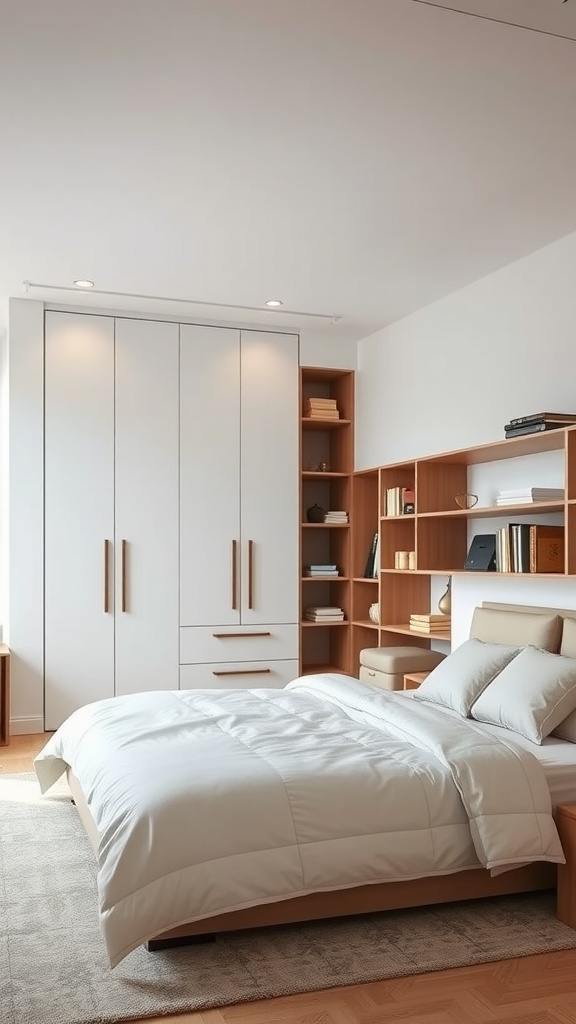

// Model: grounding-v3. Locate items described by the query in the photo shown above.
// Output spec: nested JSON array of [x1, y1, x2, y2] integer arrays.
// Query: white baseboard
[[10, 716, 45, 735]]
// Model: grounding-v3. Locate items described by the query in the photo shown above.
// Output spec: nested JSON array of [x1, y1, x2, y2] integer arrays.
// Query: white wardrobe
[[44, 311, 180, 729], [179, 325, 299, 689], [42, 311, 299, 730]]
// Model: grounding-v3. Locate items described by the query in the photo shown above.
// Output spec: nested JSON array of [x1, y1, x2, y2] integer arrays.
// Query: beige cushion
[[560, 616, 576, 658], [359, 647, 446, 674], [471, 646, 576, 744], [413, 638, 520, 717], [470, 607, 562, 652], [552, 709, 576, 743]]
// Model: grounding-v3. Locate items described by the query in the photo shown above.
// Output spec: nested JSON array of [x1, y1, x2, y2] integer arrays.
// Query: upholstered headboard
[[470, 601, 576, 656]]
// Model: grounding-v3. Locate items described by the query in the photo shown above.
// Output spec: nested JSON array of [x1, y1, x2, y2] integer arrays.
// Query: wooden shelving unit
[[353, 424, 576, 657], [299, 368, 354, 675]]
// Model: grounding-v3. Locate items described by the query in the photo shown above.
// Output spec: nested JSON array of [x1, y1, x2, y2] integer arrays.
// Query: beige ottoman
[[359, 646, 446, 691]]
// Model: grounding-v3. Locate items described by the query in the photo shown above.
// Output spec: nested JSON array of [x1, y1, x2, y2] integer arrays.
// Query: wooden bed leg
[[555, 804, 576, 929], [146, 933, 216, 953]]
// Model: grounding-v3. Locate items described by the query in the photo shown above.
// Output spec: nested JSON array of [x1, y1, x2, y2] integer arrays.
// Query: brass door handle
[[248, 539, 254, 610], [231, 539, 238, 610], [121, 539, 128, 613], [104, 539, 110, 613]]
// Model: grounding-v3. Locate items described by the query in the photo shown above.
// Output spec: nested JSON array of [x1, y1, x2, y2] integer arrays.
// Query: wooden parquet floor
[[3, 735, 576, 1024]]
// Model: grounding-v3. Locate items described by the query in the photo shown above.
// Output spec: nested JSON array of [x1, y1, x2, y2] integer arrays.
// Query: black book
[[504, 421, 571, 438], [363, 531, 378, 578]]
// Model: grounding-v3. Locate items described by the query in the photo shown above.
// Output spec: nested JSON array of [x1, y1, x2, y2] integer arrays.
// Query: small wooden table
[[0, 644, 11, 746], [403, 670, 430, 690]]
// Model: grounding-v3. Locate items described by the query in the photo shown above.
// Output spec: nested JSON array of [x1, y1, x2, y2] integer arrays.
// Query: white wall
[[355, 229, 576, 645]]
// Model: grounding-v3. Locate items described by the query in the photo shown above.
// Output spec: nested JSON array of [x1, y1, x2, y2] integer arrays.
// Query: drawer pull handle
[[212, 668, 272, 677], [212, 632, 272, 639]]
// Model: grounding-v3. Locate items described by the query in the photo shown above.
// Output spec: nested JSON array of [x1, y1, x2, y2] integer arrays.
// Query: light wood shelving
[[353, 424, 576, 657], [299, 367, 354, 675]]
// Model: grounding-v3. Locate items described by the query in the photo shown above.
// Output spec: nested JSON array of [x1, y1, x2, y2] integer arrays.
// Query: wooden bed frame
[[67, 600, 576, 949]]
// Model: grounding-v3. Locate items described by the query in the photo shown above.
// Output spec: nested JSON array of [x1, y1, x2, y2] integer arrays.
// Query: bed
[[34, 602, 576, 967]]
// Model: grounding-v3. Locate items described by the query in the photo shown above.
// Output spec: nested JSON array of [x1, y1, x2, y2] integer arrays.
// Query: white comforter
[[34, 674, 564, 967]]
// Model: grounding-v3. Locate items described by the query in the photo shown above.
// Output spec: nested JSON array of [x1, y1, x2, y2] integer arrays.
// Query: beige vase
[[437, 577, 452, 616]]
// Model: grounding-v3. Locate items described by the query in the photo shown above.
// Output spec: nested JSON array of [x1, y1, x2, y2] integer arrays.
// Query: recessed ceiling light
[[73, 279, 94, 288], [264, 299, 283, 307]]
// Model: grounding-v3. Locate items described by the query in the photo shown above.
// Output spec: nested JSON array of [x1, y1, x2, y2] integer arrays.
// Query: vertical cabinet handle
[[121, 539, 128, 613], [103, 539, 110, 613], [231, 539, 238, 610], [248, 539, 254, 610]]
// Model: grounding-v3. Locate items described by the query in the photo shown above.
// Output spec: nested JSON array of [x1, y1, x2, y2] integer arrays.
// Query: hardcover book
[[508, 412, 576, 426], [529, 525, 565, 574]]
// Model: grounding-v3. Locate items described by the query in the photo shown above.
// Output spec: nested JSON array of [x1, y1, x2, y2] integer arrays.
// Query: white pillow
[[470, 646, 576, 744], [413, 638, 520, 717]]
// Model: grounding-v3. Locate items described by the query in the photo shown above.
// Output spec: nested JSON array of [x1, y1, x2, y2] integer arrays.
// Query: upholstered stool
[[359, 646, 446, 691]]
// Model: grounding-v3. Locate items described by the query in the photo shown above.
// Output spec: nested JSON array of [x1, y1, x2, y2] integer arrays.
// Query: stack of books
[[304, 564, 339, 577], [324, 510, 348, 523], [495, 487, 565, 505], [504, 413, 576, 438], [305, 606, 345, 622], [409, 613, 451, 635], [304, 397, 340, 419]]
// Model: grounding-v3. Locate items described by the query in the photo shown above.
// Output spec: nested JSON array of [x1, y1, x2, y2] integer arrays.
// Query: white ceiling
[[1, 0, 576, 343]]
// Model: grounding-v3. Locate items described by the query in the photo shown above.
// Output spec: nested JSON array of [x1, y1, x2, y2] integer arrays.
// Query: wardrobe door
[[240, 331, 299, 625], [180, 325, 241, 627], [114, 318, 179, 695], [44, 311, 115, 730]]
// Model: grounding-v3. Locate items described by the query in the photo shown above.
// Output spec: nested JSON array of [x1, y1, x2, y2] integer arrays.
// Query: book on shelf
[[305, 409, 340, 419], [508, 412, 576, 427], [495, 487, 564, 504], [409, 613, 451, 623], [372, 534, 379, 578], [363, 530, 378, 577], [529, 525, 565, 573], [504, 421, 573, 438], [306, 397, 338, 407], [409, 620, 451, 634], [401, 486, 415, 514]]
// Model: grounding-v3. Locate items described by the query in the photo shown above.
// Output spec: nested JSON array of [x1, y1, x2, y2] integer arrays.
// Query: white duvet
[[34, 673, 564, 967]]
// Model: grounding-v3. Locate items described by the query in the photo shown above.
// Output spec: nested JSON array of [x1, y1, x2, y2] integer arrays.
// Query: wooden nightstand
[[0, 645, 11, 746], [403, 671, 430, 690]]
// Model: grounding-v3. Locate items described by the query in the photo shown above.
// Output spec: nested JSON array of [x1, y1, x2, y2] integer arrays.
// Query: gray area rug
[[3, 773, 576, 1024]]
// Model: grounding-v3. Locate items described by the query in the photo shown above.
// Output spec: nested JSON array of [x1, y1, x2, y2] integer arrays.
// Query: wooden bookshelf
[[299, 368, 354, 675], [354, 424, 576, 655]]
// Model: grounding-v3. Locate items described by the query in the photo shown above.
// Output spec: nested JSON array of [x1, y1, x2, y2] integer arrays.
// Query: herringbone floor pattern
[[4, 735, 576, 1024]]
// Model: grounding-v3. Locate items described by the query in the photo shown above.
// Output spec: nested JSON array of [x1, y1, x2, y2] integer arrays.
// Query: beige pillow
[[560, 616, 576, 658], [471, 646, 576, 744], [413, 638, 520, 717], [470, 607, 562, 652], [553, 710, 576, 743]]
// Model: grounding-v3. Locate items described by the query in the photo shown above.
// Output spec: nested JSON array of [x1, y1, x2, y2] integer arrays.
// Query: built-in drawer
[[179, 659, 299, 690], [179, 624, 298, 665]]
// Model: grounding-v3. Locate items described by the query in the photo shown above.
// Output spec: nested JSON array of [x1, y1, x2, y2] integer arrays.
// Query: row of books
[[495, 487, 564, 506], [304, 397, 340, 420], [304, 564, 340, 577], [504, 412, 576, 438], [385, 486, 415, 516], [304, 606, 345, 622], [409, 613, 451, 635], [495, 524, 564, 574]]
